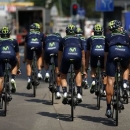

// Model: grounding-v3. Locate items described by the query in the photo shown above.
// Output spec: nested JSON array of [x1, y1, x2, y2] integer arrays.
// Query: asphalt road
[[0, 47, 130, 130]]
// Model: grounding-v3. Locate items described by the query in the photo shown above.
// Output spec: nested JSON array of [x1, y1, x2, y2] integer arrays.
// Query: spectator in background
[[84, 21, 93, 38]]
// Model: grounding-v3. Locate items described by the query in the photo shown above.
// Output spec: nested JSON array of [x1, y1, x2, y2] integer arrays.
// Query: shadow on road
[[25, 98, 52, 105], [78, 103, 103, 110], [77, 115, 116, 126], [13, 92, 34, 97], [37, 111, 73, 122]]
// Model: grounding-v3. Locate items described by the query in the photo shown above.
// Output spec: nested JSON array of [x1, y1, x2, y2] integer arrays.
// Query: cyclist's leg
[[105, 57, 116, 117], [90, 56, 97, 94], [55, 56, 61, 99], [60, 58, 70, 104], [36, 49, 43, 80], [44, 53, 50, 82], [10, 57, 17, 93], [74, 58, 82, 102], [101, 57, 107, 96], [26, 49, 33, 89], [121, 59, 129, 87]]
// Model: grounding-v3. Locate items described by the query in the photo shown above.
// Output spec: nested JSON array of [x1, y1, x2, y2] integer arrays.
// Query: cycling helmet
[[0, 27, 11, 38], [66, 24, 76, 35], [93, 24, 103, 33], [108, 20, 122, 31], [76, 27, 83, 35], [30, 23, 40, 31]]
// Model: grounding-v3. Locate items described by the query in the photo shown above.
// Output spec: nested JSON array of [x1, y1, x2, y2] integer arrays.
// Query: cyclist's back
[[105, 32, 130, 60], [43, 33, 62, 55]]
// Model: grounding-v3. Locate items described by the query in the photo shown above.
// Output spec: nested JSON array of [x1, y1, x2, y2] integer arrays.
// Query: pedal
[[44, 78, 49, 83], [62, 98, 68, 105]]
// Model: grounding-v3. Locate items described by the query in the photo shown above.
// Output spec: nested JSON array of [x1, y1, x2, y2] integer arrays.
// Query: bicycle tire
[[32, 51, 37, 97], [4, 83, 7, 116], [115, 81, 119, 126], [51, 69, 55, 105], [96, 71, 101, 110], [70, 77, 74, 121], [97, 83, 101, 110], [32, 72, 37, 97]]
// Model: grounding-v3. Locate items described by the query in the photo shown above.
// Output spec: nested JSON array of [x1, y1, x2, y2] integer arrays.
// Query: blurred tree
[[25, 0, 101, 18]]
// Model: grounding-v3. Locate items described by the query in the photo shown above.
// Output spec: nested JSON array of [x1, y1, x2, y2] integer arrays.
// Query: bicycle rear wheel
[[97, 84, 101, 110], [115, 83, 119, 126], [51, 69, 55, 105], [70, 78, 74, 121], [112, 82, 119, 126], [32, 72, 37, 97], [3, 84, 7, 116]]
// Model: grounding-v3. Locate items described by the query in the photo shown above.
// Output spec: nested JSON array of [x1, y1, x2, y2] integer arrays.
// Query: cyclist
[[105, 20, 130, 117], [75, 27, 89, 89], [43, 32, 62, 99], [23, 23, 44, 89], [86, 24, 107, 96], [58, 24, 86, 103], [0, 27, 20, 107]]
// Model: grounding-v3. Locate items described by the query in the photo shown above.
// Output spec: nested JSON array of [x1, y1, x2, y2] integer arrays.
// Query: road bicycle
[[31, 47, 39, 97], [1, 59, 12, 116], [49, 53, 57, 105]]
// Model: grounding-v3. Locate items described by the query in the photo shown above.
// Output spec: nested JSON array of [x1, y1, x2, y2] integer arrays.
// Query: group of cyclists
[[0, 19, 130, 119]]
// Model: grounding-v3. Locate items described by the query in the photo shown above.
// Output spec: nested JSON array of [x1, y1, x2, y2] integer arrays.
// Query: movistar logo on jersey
[[49, 42, 55, 47], [95, 45, 103, 51], [31, 38, 39, 44], [68, 47, 77, 55], [32, 38, 38, 41], [116, 45, 123, 48], [115, 45, 125, 51], [2, 46, 11, 53], [96, 45, 102, 49], [2, 46, 9, 51], [69, 47, 76, 52]]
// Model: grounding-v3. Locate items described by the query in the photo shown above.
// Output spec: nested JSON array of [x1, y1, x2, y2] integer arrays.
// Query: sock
[[107, 104, 111, 109], [92, 77, 96, 81], [62, 87, 67, 94], [123, 79, 128, 84], [11, 74, 16, 80], [38, 70, 41, 74], [57, 86, 60, 92], [77, 86, 81, 94], [103, 84, 106, 91], [27, 76, 31, 82], [46, 70, 49, 73]]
